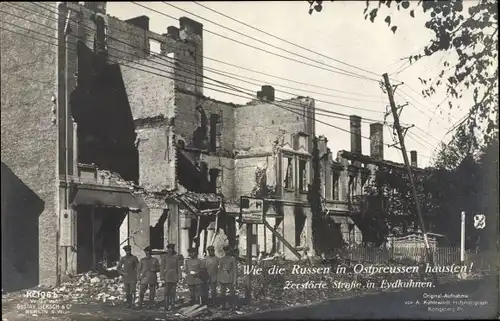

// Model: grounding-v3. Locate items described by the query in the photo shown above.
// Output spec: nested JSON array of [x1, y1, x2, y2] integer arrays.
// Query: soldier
[[218, 246, 237, 309], [137, 246, 160, 308], [256, 252, 274, 297], [160, 243, 182, 311], [171, 248, 183, 308], [203, 245, 219, 306], [184, 248, 205, 305], [117, 245, 139, 308]]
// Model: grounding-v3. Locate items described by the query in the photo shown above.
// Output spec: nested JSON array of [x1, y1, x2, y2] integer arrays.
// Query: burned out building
[[316, 116, 425, 250], [1, 2, 315, 288], [1, 2, 424, 290]]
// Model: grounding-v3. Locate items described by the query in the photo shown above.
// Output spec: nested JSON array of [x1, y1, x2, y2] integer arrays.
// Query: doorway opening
[[76, 206, 127, 273]]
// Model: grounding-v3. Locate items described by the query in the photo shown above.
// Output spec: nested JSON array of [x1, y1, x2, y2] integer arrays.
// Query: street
[[2, 276, 498, 320], [231, 276, 499, 320]]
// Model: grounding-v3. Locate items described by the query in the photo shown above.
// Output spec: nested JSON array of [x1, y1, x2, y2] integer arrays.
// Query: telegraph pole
[[382, 73, 434, 264]]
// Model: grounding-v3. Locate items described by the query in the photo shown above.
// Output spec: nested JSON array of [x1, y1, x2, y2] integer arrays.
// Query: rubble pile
[[52, 270, 193, 305], [53, 272, 125, 304], [96, 169, 135, 188]]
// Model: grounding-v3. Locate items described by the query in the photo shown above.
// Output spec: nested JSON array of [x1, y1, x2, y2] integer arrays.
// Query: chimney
[[179, 17, 203, 37], [84, 2, 106, 14], [124, 15, 150, 31], [317, 135, 328, 157], [179, 17, 203, 94], [410, 150, 418, 167], [369, 123, 384, 159], [256, 85, 275, 102], [167, 26, 180, 40], [350, 115, 362, 154]]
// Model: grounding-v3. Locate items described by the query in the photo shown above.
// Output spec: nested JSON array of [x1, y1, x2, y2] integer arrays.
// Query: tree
[[475, 134, 499, 252], [308, 137, 332, 256], [363, 165, 437, 237], [363, 133, 498, 250], [434, 124, 480, 170], [308, 0, 499, 143]]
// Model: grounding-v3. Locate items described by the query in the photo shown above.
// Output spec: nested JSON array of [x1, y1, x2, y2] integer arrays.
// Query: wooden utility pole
[[382, 73, 434, 264]]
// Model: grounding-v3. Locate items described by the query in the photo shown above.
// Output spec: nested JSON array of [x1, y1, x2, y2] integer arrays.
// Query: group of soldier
[[117, 243, 238, 311]]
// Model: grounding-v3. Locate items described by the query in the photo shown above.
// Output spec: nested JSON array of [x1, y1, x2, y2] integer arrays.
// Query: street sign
[[240, 197, 264, 224], [473, 214, 486, 229]]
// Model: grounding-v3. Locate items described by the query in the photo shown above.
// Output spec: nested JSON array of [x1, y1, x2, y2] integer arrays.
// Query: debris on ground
[[2, 255, 475, 320], [49, 266, 190, 305]]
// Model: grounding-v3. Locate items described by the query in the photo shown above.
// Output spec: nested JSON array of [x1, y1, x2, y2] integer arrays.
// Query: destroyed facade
[[1, 2, 422, 290]]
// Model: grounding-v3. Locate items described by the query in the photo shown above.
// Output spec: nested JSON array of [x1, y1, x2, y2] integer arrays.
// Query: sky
[[106, 1, 476, 168]]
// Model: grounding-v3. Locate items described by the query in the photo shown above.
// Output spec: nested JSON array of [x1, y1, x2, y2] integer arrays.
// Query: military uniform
[[257, 254, 274, 297], [185, 249, 205, 305], [218, 248, 237, 309], [137, 247, 160, 307], [160, 245, 183, 310], [117, 246, 139, 307], [203, 247, 219, 305]]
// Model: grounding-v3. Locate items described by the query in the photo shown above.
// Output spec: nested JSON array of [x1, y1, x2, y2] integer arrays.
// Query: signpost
[[240, 196, 265, 305], [238, 196, 302, 303], [240, 197, 265, 224]]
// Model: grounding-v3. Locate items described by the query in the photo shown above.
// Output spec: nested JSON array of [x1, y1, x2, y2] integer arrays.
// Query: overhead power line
[[13, 3, 419, 133], [0, 22, 355, 129], [1, 31, 437, 161], [402, 83, 457, 122], [0, 25, 261, 100], [203, 55, 382, 98], [162, 1, 380, 82], [192, 1, 388, 80], [1, 7, 434, 159], [395, 90, 435, 121], [193, 1, 406, 85], [203, 64, 388, 104], [0, 22, 395, 153], [132, 2, 381, 83], [5, 3, 388, 117], [18, 2, 385, 99]]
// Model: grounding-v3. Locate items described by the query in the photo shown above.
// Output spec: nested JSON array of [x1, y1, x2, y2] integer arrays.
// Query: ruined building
[[1, 2, 422, 290]]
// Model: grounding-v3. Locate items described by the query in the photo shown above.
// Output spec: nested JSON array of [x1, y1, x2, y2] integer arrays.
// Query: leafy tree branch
[[307, 0, 498, 142]]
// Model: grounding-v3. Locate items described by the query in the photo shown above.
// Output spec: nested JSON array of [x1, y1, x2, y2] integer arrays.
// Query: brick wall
[[1, 2, 59, 286], [234, 98, 315, 155], [121, 56, 176, 120], [67, 2, 149, 64], [134, 126, 176, 192], [121, 57, 176, 191], [175, 91, 236, 153], [233, 98, 314, 200], [174, 94, 318, 202], [198, 155, 236, 199], [234, 156, 276, 198]]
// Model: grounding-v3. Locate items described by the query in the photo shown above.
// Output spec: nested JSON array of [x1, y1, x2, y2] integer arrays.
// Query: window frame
[[331, 170, 340, 200], [282, 153, 295, 191], [298, 157, 309, 193]]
